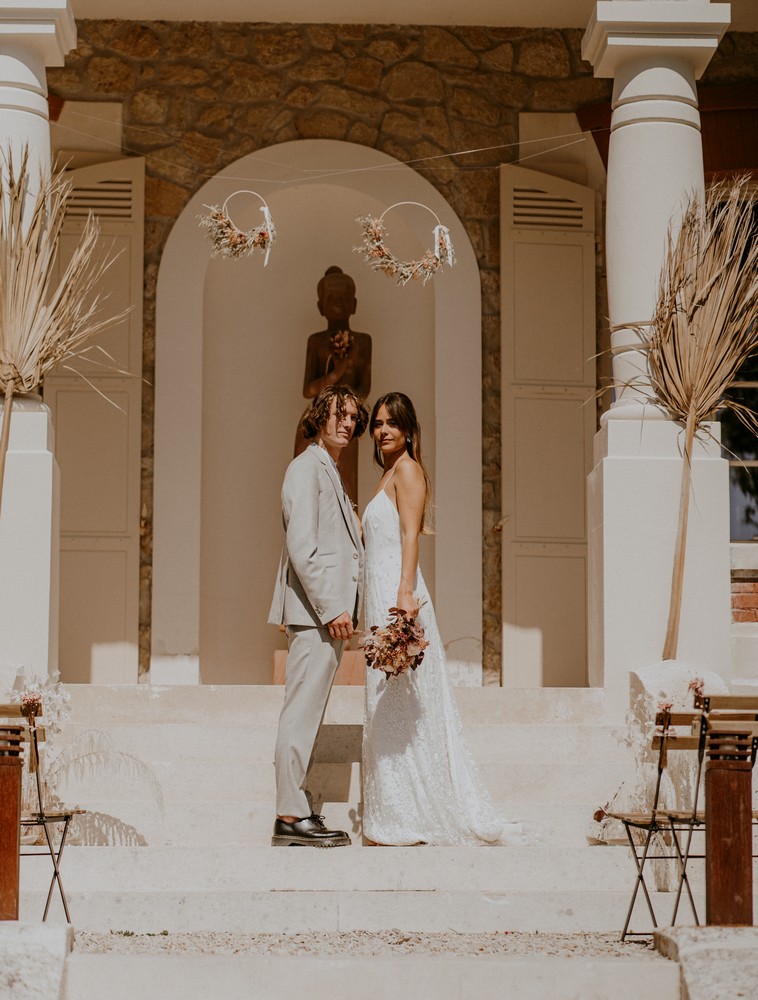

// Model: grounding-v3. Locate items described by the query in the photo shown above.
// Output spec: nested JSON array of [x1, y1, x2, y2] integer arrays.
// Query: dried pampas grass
[[647, 176, 758, 660], [0, 148, 127, 510]]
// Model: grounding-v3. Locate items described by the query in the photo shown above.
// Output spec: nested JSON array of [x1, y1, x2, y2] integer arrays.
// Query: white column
[[582, 2, 732, 716], [0, 3, 75, 178], [0, 4, 76, 691], [583, 1, 729, 417]]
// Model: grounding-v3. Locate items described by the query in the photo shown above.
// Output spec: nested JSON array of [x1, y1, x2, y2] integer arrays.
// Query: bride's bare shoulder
[[393, 458, 425, 491]]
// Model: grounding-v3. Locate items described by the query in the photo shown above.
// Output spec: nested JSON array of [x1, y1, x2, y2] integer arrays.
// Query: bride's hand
[[395, 587, 419, 619]]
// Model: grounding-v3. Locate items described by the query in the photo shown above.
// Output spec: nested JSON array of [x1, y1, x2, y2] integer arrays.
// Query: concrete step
[[53, 722, 633, 803], [51, 685, 638, 852], [23, 885, 696, 935], [56, 798, 606, 848], [19, 843, 718, 934], [63, 684, 613, 727], [22, 845, 637, 893], [64, 953, 680, 1000], [55, 776, 631, 851], [56, 719, 631, 761]]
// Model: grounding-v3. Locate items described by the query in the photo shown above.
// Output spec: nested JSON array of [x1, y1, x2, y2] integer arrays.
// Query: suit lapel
[[310, 445, 360, 548]]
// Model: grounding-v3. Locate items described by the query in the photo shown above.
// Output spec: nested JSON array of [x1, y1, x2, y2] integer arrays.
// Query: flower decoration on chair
[[355, 202, 455, 286], [199, 190, 276, 264], [360, 604, 429, 679]]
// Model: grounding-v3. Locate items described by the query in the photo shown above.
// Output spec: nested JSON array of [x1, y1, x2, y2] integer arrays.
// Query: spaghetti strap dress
[[361, 485, 523, 846]]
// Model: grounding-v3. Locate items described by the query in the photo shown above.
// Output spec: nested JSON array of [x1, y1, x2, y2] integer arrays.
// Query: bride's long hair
[[370, 392, 433, 533]]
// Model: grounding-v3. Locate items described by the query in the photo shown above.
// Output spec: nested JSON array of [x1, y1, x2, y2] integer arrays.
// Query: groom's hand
[[327, 611, 353, 641]]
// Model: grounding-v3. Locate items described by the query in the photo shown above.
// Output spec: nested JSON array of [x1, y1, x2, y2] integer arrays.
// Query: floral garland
[[355, 202, 456, 286], [199, 190, 276, 264]]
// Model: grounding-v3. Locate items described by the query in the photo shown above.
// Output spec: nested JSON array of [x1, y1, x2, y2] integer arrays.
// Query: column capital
[[583, 1, 731, 79], [0, 2, 76, 67]]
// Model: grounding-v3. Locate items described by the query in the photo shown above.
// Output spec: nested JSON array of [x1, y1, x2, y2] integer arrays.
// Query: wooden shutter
[[44, 158, 145, 683], [500, 164, 596, 687]]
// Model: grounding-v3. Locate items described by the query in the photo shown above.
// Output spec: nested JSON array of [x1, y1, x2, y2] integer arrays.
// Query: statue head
[[317, 266, 357, 326]]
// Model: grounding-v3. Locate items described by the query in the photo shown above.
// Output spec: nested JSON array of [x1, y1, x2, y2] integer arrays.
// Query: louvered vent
[[66, 178, 134, 220], [511, 186, 586, 230]]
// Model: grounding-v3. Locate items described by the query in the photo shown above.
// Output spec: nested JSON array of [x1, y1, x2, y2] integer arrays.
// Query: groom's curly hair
[[301, 384, 369, 441]]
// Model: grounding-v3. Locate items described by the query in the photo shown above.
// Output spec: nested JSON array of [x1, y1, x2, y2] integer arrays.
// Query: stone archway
[[152, 139, 482, 683]]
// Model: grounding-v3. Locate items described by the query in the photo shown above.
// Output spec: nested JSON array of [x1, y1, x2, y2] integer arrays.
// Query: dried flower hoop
[[199, 190, 276, 264], [355, 201, 455, 286]]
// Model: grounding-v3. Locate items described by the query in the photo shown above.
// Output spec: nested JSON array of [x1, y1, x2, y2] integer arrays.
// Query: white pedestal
[[0, 397, 60, 685], [588, 418, 731, 718]]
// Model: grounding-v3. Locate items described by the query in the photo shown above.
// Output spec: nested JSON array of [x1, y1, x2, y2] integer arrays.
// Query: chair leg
[[40, 818, 72, 923], [621, 823, 659, 941], [669, 824, 701, 928]]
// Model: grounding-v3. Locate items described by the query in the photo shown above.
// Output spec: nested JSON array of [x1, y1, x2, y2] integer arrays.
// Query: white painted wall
[[199, 183, 435, 684]]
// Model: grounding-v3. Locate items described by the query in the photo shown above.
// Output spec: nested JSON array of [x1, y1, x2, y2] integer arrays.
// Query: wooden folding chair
[[0, 702, 84, 923], [700, 693, 758, 828], [664, 693, 758, 928], [607, 708, 706, 940]]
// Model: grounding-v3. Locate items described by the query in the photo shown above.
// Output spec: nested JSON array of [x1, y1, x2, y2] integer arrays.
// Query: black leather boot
[[272, 813, 351, 847]]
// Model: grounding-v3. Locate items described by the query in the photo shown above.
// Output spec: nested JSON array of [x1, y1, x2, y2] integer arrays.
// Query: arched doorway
[[152, 139, 482, 683]]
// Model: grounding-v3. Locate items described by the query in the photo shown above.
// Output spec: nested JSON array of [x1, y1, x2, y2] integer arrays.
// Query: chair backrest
[[0, 721, 24, 759], [648, 709, 706, 812], [701, 695, 758, 766], [702, 695, 758, 716], [0, 703, 46, 812]]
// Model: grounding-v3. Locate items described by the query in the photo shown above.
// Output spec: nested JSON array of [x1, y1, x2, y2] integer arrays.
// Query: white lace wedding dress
[[362, 487, 522, 846]]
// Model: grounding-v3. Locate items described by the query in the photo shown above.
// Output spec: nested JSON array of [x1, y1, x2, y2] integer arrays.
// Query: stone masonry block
[[451, 88, 501, 125], [109, 23, 162, 59], [481, 43, 515, 73], [424, 28, 478, 69], [253, 31, 305, 68], [515, 32, 571, 78], [383, 62, 444, 102], [87, 57, 136, 95], [345, 56, 383, 91]]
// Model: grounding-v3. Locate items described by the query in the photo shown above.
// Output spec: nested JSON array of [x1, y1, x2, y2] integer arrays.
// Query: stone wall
[[46, 21, 757, 681]]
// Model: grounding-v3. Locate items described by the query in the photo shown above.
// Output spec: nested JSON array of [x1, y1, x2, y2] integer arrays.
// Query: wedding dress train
[[362, 488, 522, 846]]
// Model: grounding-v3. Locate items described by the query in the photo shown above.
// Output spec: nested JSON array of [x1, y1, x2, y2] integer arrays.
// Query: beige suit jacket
[[268, 443, 364, 628]]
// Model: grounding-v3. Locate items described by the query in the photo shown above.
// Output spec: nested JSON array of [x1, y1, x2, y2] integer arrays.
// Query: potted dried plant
[[0, 147, 127, 510], [648, 176, 758, 661]]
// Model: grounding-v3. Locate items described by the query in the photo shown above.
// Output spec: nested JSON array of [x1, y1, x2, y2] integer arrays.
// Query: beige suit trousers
[[274, 624, 344, 818]]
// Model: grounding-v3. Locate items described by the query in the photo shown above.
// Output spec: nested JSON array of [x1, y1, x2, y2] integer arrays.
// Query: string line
[[52, 105, 605, 191]]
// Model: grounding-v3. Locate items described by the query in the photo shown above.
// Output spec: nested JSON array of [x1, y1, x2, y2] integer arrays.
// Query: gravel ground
[[74, 930, 664, 959]]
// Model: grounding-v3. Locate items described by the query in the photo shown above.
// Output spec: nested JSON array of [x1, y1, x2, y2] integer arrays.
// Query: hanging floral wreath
[[355, 202, 455, 286], [198, 190, 276, 264]]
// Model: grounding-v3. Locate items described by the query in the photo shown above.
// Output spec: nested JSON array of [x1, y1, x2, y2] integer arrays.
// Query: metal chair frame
[[0, 703, 80, 923], [609, 709, 706, 941]]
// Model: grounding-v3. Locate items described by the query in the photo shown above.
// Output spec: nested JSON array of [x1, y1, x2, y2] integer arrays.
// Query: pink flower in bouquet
[[360, 605, 429, 680]]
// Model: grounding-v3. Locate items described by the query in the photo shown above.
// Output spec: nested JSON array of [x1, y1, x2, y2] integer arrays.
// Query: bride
[[361, 391, 521, 846]]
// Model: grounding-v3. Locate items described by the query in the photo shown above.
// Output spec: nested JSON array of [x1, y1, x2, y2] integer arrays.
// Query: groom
[[269, 384, 368, 846]]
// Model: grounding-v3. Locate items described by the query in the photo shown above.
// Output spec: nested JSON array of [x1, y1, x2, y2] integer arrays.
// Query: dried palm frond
[[0, 147, 128, 510], [647, 176, 758, 660]]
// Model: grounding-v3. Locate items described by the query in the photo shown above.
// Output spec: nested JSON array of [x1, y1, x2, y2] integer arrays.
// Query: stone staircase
[[18, 684, 705, 997]]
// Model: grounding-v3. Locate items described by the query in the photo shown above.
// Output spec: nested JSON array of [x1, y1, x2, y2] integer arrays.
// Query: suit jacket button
[[353, 552, 358, 560]]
